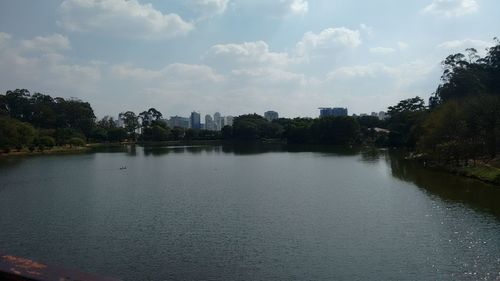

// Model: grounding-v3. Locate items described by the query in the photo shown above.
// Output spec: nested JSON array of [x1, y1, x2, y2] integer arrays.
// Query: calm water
[[0, 145, 499, 281]]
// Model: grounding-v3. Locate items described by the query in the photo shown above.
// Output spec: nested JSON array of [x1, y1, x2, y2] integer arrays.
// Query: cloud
[[231, 67, 306, 84], [286, 0, 309, 15], [359, 24, 374, 36], [187, 0, 229, 18], [327, 61, 435, 80], [296, 27, 361, 57], [206, 41, 292, 68], [437, 39, 492, 53], [0, 32, 11, 46], [58, 0, 194, 39], [111, 63, 223, 82], [397, 41, 409, 50], [20, 34, 70, 53], [0, 43, 101, 101], [422, 0, 478, 17], [369, 47, 396, 55]]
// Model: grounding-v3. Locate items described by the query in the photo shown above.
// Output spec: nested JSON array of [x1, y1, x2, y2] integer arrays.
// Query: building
[[168, 116, 189, 128], [214, 112, 221, 131], [205, 114, 214, 131], [319, 107, 348, 117], [224, 116, 234, 127], [190, 111, 201, 129], [264, 111, 279, 122], [378, 111, 387, 120]]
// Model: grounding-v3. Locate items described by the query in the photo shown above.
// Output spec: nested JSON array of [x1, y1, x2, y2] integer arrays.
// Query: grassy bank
[[452, 162, 500, 185], [0, 146, 90, 157]]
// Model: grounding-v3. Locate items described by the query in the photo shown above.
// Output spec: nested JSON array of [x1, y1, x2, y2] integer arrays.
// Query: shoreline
[[0, 146, 91, 158], [409, 154, 500, 187], [2, 143, 499, 186], [443, 164, 500, 186]]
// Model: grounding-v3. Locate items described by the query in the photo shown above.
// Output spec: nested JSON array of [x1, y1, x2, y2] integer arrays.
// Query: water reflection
[[386, 150, 500, 219]]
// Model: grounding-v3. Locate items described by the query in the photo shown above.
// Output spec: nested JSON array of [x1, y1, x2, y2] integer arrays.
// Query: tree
[[119, 111, 139, 140], [386, 97, 428, 148], [15, 122, 36, 151], [387, 96, 426, 116]]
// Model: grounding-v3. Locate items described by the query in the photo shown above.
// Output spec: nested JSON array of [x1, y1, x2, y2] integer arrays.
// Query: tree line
[[1, 38, 499, 164]]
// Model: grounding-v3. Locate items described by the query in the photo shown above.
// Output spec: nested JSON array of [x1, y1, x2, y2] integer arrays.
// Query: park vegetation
[[1, 39, 499, 177]]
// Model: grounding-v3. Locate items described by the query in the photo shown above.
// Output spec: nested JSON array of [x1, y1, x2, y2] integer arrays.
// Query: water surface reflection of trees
[[387, 150, 500, 219]]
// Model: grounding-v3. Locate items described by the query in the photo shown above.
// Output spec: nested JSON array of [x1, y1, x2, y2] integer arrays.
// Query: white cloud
[[286, 0, 309, 15], [359, 24, 374, 36], [20, 34, 70, 53], [437, 39, 492, 53], [397, 41, 409, 50], [0, 43, 101, 101], [369, 47, 396, 55], [231, 67, 306, 84], [296, 27, 361, 57], [187, 0, 229, 18], [327, 61, 435, 80], [0, 32, 11, 46], [111, 63, 223, 83], [58, 0, 194, 39], [206, 41, 292, 68], [422, 0, 478, 17]]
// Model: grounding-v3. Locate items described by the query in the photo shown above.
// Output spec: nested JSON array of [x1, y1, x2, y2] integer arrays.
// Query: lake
[[0, 144, 499, 280]]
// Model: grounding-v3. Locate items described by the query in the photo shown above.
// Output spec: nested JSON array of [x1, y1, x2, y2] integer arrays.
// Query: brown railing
[[0, 253, 121, 281]]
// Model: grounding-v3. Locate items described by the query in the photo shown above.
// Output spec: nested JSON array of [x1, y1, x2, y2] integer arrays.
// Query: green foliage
[[0, 116, 36, 152], [37, 136, 56, 151], [107, 128, 128, 142], [232, 114, 284, 140], [119, 111, 139, 140], [417, 39, 500, 163], [387, 96, 426, 116], [68, 137, 86, 147], [0, 90, 96, 139], [385, 96, 428, 148], [310, 116, 360, 145]]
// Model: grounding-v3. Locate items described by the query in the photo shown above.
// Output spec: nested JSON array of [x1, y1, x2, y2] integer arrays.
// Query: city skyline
[[0, 1, 498, 118]]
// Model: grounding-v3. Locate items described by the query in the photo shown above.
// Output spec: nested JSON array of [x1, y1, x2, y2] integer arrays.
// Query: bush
[[68, 137, 86, 147], [38, 136, 55, 148]]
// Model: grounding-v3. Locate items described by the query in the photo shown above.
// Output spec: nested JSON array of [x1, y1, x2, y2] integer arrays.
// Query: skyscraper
[[190, 111, 201, 129], [214, 112, 221, 131], [264, 111, 279, 121], [205, 114, 214, 131], [225, 116, 234, 127]]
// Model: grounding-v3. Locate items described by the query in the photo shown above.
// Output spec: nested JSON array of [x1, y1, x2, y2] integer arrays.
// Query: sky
[[0, 0, 498, 118]]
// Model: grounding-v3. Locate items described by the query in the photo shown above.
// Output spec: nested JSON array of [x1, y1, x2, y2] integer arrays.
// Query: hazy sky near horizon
[[0, 0, 498, 118]]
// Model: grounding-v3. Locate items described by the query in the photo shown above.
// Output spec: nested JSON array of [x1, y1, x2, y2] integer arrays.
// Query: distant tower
[[264, 111, 279, 122], [319, 107, 348, 117], [205, 114, 214, 131], [214, 112, 221, 131], [190, 111, 201, 129], [225, 116, 234, 127]]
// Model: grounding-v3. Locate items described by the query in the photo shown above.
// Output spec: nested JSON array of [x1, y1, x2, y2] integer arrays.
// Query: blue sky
[[0, 0, 498, 118]]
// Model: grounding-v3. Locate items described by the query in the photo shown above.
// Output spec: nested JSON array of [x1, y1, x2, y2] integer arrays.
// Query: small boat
[[120, 166, 127, 170]]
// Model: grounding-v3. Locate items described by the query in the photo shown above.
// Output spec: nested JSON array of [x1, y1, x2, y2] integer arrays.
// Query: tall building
[[214, 112, 221, 131], [205, 114, 214, 131], [319, 107, 348, 117], [168, 116, 189, 128], [225, 116, 234, 127], [190, 111, 201, 129], [264, 111, 279, 122], [378, 111, 387, 120]]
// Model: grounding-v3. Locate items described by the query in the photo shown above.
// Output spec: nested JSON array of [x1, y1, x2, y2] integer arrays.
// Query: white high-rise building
[[225, 116, 234, 127], [205, 114, 214, 131], [214, 112, 222, 131]]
